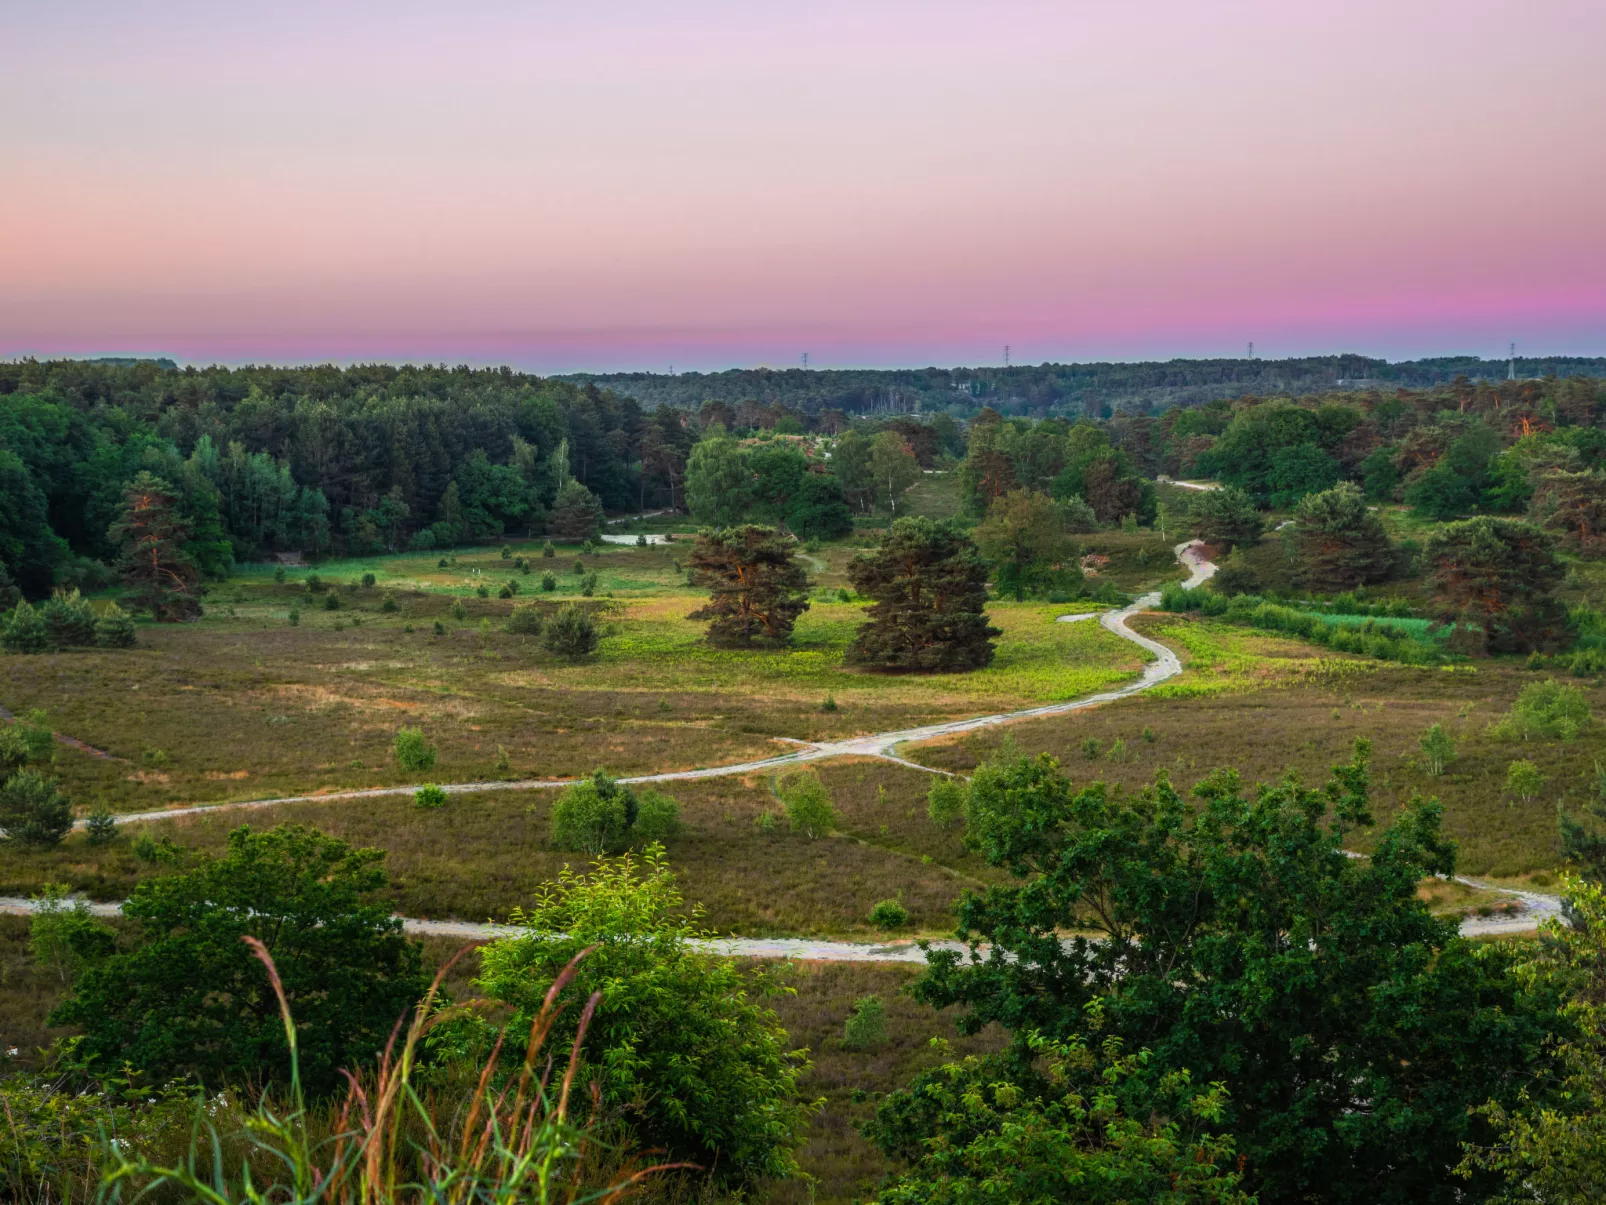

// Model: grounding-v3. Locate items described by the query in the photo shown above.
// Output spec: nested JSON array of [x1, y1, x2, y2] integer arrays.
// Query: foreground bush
[[476, 849, 815, 1186], [50, 825, 430, 1096]]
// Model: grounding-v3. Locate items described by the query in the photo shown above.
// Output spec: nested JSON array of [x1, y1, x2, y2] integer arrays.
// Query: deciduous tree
[[971, 489, 1079, 600]]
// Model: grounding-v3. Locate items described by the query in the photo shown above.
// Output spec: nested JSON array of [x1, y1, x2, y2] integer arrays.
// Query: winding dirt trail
[[15, 538, 1558, 954]]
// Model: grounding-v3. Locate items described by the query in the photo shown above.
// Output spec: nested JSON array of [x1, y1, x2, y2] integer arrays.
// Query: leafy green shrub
[[632, 789, 682, 844], [842, 995, 888, 1049], [432, 619, 445, 636], [1419, 723, 1456, 775], [273, 565, 287, 583], [287, 606, 301, 626], [361, 572, 376, 588], [506, 605, 545, 636], [541, 571, 557, 592], [572, 557, 586, 575], [0, 771, 73, 848], [494, 745, 511, 773], [927, 776, 967, 827], [304, 573, 324, 593], [636, 533, 648, 546], [131, 831, 184, 864], [94, 602, 137, 647], [1505, 759, 1546, 805], [475, 584, 489, 599], [475, 849, 812, 1185], [29, 883, 114, 984], [40, 589, 97, 648], [0, 601, 49, 653], [497, 582, 514, 599], [500, 544, 512, 560], [543, 605, 600, 658], [780, 771, 836, 839], [821, 694, 838, 712], [414, 783, 448, 809], [549, 771, 638, 855], [322, 592, 341, 611], [392, 727, 437, 773], [580, 572, 598, 597], [50, 825, 429, 1097], [1082, 737, 1100, 760], [542, 540, 556, 558], [451, 599, 468, 621], [868, 899, 909, 930], [1494, 679, 1592, 741]]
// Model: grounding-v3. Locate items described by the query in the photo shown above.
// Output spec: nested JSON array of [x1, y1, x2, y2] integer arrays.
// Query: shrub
[[50, 825, 429, 1097], [541, 571, 557, 592], [380, 591, 398, 612], [392, 727, 437, 773], [495, 745, 511, 773], [1494, 679, 1592, 741], [506, 604, 545, 636], [780, 771, 836, 839], [821, 694, 838, 712], [500, 545, 511, 560], [1419, 723, 1456, 776], [542, 540, 556, 557], [94, 602, 137, 647], [0, 771, 74, 847], [287, 606, 301, 626], [40, 589, 98, 648], [544, 605, 600, 658], [868, 899, 909, 930], [432, 619, 445, 636], [322, 592, 341, 611], [451, 599, 468, 621], [304, 573, 324, 593], [549, 771, 639, 855], [475, 849, 812, 1185], [636, 533, 648, 546], [1082, 737, 1100, 760], [414, 783, 448, 809], [1505, 759, 1546, 805], [361, 572, 376, 588], [927, 776, 967, 827], [632, 789, 682, 844], [580, 572, 597, 597], [84, 809, 118, 845], [842, 995, 889, 1049], [438, 557, 449, 568], [475, 584, 489, 599], [1, 601, 49, 653], [497, 582, 514, 599], [273, 565, 287, 583], [29, 882, 114, 984], [572, 558, 586, 575]]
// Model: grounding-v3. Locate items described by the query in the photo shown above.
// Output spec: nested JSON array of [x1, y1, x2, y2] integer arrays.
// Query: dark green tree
[[687, 526, 810, 647], [684, 434, 753, 525], [1189, 486, 1264, 551], [783, 472, 853, 540], [543, 603, 600, 658], [1425, 516, 1566, 653], [896, 742, 1561, 1205], [109, 472, 201, 622], [846, 517, 1000, 671], [49, 824, 429, 1096], [1293, 481, 1393, 591], [971, 489, 1080, 600], [545, 480, 604, 542]]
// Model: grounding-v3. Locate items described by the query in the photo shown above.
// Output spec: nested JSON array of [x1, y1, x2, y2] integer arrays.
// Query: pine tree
[[1426, 516, 1566, 653], [687, 526, 810, 647], [1294, 482, 1393, 591], [846, 517, 1000, 671], [110, 473, 202, 622], [546, 480, 604, 541]]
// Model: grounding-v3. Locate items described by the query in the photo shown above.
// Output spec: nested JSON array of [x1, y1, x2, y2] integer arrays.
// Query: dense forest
[[575, 354, 1606, 418]]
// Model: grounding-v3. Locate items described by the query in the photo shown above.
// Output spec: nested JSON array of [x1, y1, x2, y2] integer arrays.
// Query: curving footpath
[[18, 538, 1559, 954]]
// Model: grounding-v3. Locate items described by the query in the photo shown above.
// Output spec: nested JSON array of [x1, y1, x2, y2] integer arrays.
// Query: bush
[[541, 571, 557, 592], [506, 605, 545, 636], [94, 602, 137, 647], [1494, 679, 1592, 741], [475, 584, 489, 599], [304, 573, 325, 593], [580, 572, 597, 597], [868, 899, 909, 930], [432, 619, 445, 636], [1, 601, 49, 653], [497, 582, 514, 599], [361, 572, 376, 588], [392, 727, 438, 773], [927, 776, 967, 827], [451, 599, 468, 621], [1506, 759, 1545, 805], [380, 591, 398, 612], [84, 809, 118, 845], [414, 783, 448, 809], [273, 565, 287, 583], [475, 849, 812, 1185], [549, 771, 639, 855], [544, 605, 600, 658], [287, 606, 301, 626], [1419, 723, 1456, 776], [322, 592, 341, 611], [842, 995, 889, 1049], [0, 771, 74, 848], [780, 771, 836, 839], [40, 589, 97, 648], [500, 545, 511, 560], [542, 540, 556, 557], [632, 789, 682, 844], [29, 882, 115, 984]]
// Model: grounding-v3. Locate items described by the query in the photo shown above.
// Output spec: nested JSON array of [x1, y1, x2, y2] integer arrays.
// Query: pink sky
[[3, 0, 1604, 371]]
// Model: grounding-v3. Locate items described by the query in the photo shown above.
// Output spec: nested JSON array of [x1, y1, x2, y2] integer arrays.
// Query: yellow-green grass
[[4, 566, 1145, 813]]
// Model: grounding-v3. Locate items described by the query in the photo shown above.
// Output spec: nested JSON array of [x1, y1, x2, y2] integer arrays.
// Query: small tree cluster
[[1189, 486, 1264, 551], [1494, 679, 1592, 741], [779, 770, 837, 839], [1, 591, 135, 653], [1293, 482, 1393, 591], [549, 771, 680, 855]]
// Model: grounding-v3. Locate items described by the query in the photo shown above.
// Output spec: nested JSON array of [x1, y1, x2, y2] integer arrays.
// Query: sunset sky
[[3, 0, 1603, 371]]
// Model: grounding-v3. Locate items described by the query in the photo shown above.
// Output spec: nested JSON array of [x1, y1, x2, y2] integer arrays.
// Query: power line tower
[[801, 352, 809, 369], [1247, 341, 1254, 360], [1003, 345, 1011, 367], [1508, 342, 1517, 381]]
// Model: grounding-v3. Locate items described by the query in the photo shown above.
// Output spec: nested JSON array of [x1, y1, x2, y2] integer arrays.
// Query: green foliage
[[1505, 759, 1546, 805], [579, 571, 597, 596], [475, 584, 489, 599], [379, 590, 398, 612], [1294, 481, 1394, 591], [927, 776, 967, 827], [391, 726, 438, 772], [1194, 399, 1349, 507], [1189, 486, 1264, 551], [321, 591, 341, 610], [1406, 424, 1501, 519], [780, 770, 837, 839], [0, 771, 73, 848], [93, 601, 137, 647], [413, 783, 448, 809], [1426, 516, 1566, 654], [1158, 586, 1448, 666], [549, 770, 640, 855], [110, 472, 203, 621], [1418, 723, 1456, 775], [868, 898, 909, 930], [287, 606, 300, 626], [50, 824, 429, 1096], [28, 882, 115, 984], [842, 995, 889, 1049], [542, 539, 556, 557], [868, 1030, 1250, 1205], [1208, 549, 1259, 596], [1460, 875, 1606, 1201], [543, 604, 600, 658], [685, 434, 754, 526], [545, 479, 605, 542], [84, 809, 117, 845], [540, 569, 556, 591], [902, 741, 1561, 1203], [972, 489, 1080, 601], [0, 601, 48, 653], [475, 849, 815, 1184], [450, 598, 467, 621], [687, 525, 811, 647], [39, 589, 97, 649], [631, 788, 682, 844], [847, 517, 1000, 671], [1494, 679, 1592, 741], [505, 603, 545, 635]]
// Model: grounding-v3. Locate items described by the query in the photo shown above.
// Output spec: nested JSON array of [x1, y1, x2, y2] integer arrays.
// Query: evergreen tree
[[687, 526, 810, 647], [545, 479, 604, 541], [846, 517, 1000, 671], [1293, 481, 1393, 591], [1189, 486, 1264, 551], [1425, 516, 1566, 653], [109, 472, 202, 622]]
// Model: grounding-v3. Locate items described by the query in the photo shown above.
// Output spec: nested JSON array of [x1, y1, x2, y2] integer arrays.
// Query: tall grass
[[97, 936, 676, 1204]]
